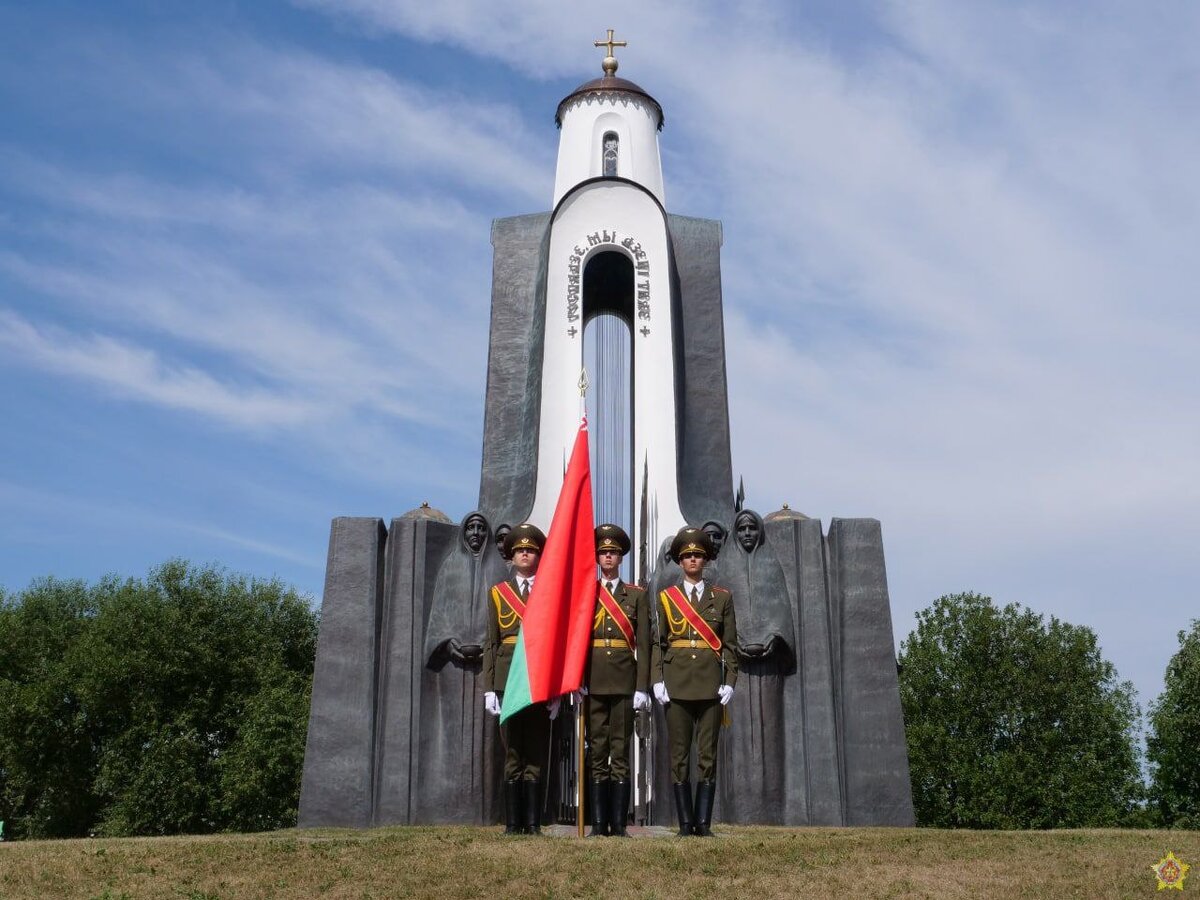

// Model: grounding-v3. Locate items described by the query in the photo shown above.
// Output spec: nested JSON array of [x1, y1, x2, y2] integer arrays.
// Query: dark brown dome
[[555, 75, 664, 130], [400, 501, 452, 523], [764, 503, 809, 522]]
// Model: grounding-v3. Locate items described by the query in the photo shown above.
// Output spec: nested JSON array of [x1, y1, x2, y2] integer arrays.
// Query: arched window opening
[[582, 250, 634, 580], [602, 131, 619, 177]]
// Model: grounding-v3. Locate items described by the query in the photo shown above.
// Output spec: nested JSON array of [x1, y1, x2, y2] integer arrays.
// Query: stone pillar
[[298, 517, 387, 828]]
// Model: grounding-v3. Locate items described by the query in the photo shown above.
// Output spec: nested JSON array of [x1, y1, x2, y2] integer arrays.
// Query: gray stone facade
[[298, 209, 915, 827]]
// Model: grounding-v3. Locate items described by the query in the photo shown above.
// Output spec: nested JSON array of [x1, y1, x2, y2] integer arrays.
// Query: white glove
[[547, 697, 561, 720], [718, 684, 734, 705], [633, 690, 650, 711], [577, 684, 589, 696], [484, 691, 501, 716], [653, 682, 670, 705]]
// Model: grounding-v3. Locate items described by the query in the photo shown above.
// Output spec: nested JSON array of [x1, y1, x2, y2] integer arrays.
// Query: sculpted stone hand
[[633, 690, 650, 711], [653, 681, 670, 705], [740, 636, 780, 660], [484, 691, 501, 716], [447, 639, 483, 663]]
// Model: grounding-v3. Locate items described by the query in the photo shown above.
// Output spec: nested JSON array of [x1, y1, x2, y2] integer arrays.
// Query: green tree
[[1147, 620, 1200, 827], [0, 561, 317, 839], [898, 592, 1142, 828]]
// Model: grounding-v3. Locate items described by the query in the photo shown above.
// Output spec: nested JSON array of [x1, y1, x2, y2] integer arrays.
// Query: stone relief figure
[[700, 520, 729, 589], [494, 523, 512, 563], [417, 511, 509, 823], [716, 508, 795, 823]]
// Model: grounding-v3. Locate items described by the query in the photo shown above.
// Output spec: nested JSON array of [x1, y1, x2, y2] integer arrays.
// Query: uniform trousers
[[500, 703, 550, 781], [666, 698, 723, 783], [587, 694, 633, 781]]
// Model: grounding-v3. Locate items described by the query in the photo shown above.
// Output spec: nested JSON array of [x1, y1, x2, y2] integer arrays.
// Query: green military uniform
[[652, 527, 738, 836], [483, 523, 549, 834], [586, 577, 651, 780], [484, 575, 551, 782], [585, 524, 652, 836]]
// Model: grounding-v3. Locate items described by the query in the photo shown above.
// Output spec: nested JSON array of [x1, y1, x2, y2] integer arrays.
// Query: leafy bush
[[899, 592, 1142, 828], [0, 561, 316, 838]]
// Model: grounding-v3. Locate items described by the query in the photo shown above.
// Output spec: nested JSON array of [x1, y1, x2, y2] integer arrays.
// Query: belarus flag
[[500, 419, 597, 723]]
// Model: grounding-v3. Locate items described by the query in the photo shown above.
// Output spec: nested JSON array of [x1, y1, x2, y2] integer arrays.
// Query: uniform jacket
[[652, 582, 739, 701], [585, 580, 651, 696], [483, 577, 525, 693]]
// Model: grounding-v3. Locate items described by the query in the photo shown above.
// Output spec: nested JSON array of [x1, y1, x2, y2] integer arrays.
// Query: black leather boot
[[672, 782, 694, 837], [588, 780, 610, 837], [609, 780, 631, 837], [503, 779, 523, 834], [523, 779, 543, 835], [694, 780, 716, 836]]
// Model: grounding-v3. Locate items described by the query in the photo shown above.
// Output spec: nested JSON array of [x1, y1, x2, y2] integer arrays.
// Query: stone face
[[298, 517, 386, 828]]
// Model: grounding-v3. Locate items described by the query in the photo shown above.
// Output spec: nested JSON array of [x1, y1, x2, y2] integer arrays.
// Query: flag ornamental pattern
[[500, 420, 597, 723]]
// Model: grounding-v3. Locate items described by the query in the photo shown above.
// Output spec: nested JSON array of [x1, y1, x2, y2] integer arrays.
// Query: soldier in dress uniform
[[483, 523, 555, 835], [585, 524, 651, 837], [652, 526, 738, 836]]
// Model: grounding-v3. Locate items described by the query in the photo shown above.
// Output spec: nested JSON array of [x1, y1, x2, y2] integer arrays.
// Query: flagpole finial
[[578, 367, 589, 398]]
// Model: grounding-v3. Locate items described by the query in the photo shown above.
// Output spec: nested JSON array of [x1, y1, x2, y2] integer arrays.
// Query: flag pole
[[576, 696, 586, 837], [576, 367, 589, 838]]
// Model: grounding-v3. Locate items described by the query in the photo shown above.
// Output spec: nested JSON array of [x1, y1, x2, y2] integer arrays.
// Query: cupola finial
[[593, 28, 627, 77]]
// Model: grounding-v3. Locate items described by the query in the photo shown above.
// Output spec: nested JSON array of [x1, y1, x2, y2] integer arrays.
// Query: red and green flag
[[500, 419, 596, 723]]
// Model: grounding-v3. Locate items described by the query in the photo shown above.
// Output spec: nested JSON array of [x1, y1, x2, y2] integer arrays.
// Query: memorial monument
[[298, 34, 915, 829]]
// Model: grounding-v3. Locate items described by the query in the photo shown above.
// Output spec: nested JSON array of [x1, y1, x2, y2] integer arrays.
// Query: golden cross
[[593, 29, 627, 75]]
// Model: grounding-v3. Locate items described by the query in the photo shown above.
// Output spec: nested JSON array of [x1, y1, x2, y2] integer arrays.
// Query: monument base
[[298, 511, 914, 828]]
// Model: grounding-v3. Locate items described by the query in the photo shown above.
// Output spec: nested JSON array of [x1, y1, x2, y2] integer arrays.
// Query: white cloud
[[0, 309, 317, 428]]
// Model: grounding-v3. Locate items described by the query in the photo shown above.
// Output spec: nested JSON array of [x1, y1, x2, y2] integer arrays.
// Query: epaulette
[[626, 583, 644, 590], [713, 586, 731, 595]]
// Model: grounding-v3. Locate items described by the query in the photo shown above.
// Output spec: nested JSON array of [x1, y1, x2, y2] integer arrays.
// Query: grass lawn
[[2, 825, 1198, 899]]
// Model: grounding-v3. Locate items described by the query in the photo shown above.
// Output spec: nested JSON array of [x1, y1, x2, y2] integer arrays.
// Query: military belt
[[669, 639, 705, 648], [592, 638, 630, 649]]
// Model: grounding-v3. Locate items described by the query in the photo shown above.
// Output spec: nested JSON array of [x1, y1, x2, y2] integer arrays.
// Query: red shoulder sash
[[663, 586, 722, 654], [598, 582, 636, 649], [494, 581, 526, 619]]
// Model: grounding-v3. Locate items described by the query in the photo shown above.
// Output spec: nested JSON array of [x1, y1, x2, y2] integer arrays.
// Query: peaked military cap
[[669, 526, 715, 563], [595, 523, 631, 555], [504, 522, 546, 556]]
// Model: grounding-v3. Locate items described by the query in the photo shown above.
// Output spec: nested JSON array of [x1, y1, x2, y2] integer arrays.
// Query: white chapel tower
[[477, 31, 736, 582]]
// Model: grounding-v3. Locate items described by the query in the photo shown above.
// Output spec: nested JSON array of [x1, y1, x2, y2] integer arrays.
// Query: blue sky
[[2, 1, 1197, 718]]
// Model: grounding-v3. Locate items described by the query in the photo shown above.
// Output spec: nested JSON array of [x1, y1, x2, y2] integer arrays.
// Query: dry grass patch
[[1, 826, 1197, 899]]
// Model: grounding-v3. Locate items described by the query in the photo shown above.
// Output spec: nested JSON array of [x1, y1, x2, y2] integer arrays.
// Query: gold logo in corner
[[1152, 851, 1190, 891]]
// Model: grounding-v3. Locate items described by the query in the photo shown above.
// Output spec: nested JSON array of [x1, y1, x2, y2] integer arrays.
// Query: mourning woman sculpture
[[418, 511, 509, 822], [716, 508, 795, 823], [700, 520, 729, 589]]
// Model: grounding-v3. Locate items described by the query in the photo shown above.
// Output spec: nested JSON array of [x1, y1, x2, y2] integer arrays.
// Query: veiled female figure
[[716, 509, 795, 823], [418, 511, 509, 823], [700, 520, 729, 589]]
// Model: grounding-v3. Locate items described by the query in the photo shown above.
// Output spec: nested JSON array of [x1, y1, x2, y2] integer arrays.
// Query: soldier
[[483, 523, 556, 835], [652, 526, 738, 836], [585, 524, 651, 837]]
